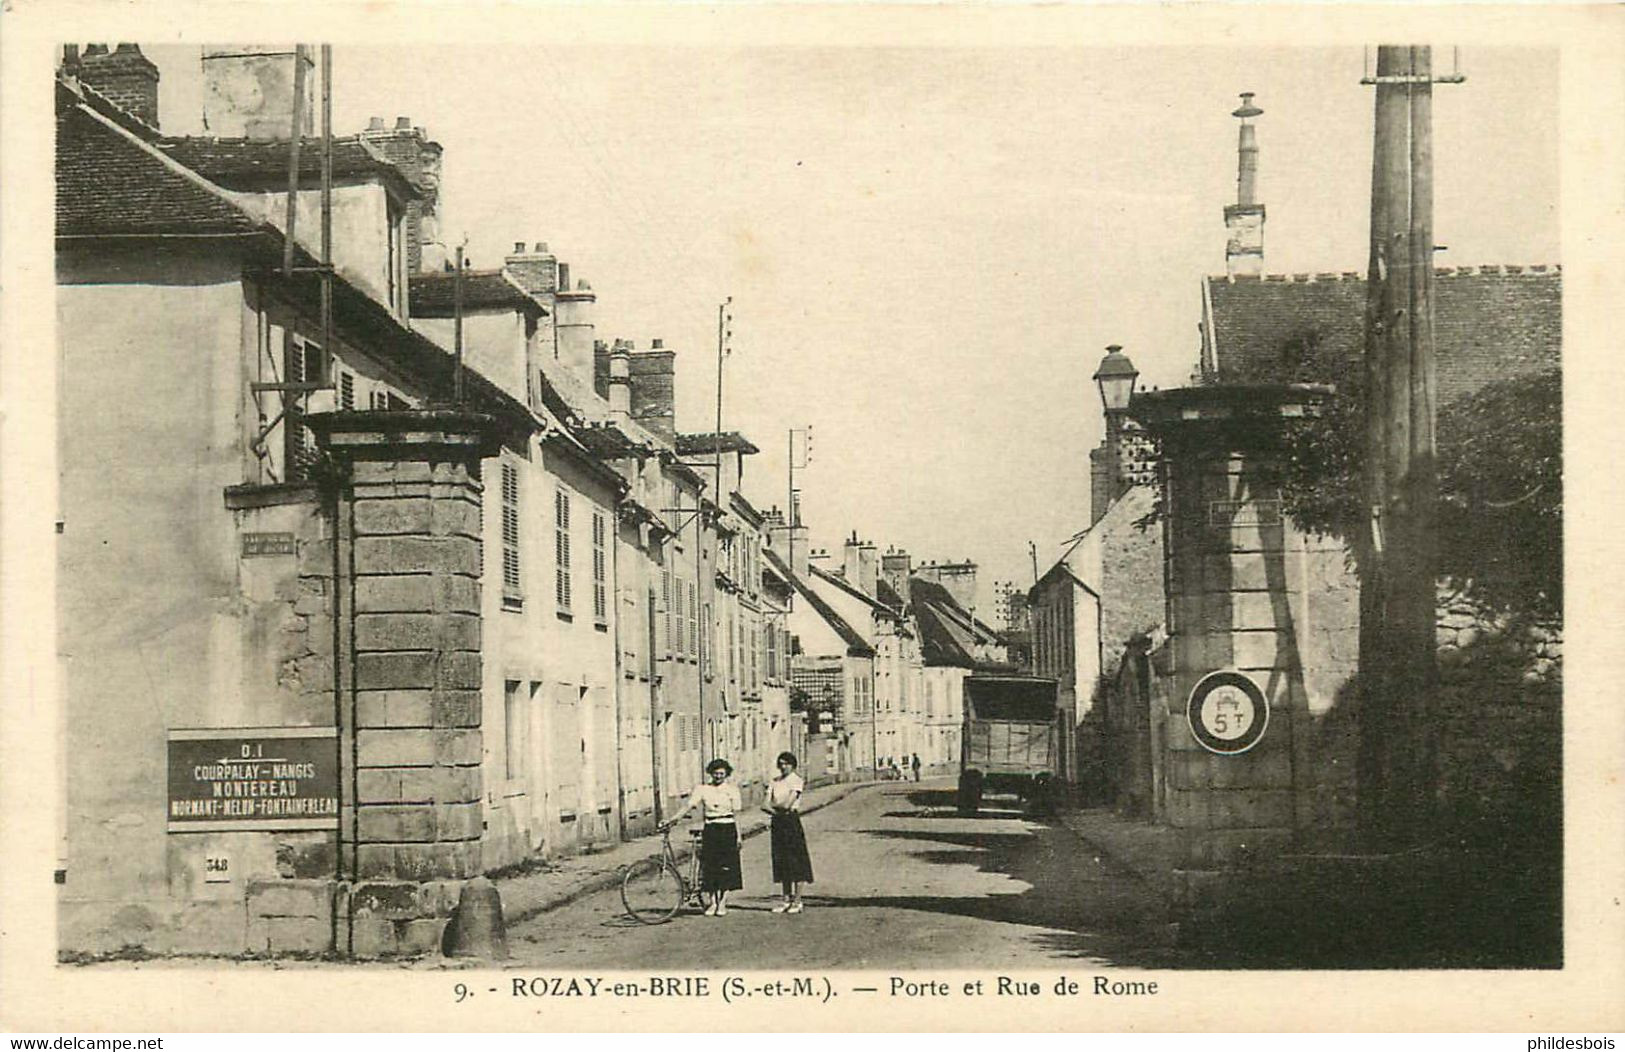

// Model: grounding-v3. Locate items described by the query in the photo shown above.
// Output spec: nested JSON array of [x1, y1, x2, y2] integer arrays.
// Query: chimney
[[919, 559, 979, 614], [628, 343, 676, 444], [1089, 445, 1114, 526], [361, 116, 443, 273], [593, 340, 611, 399], [504, 241, 558, 296], [77, 44, 161, 128], [1224, 92, 1265, 278], [841, 534, 878, 597], [202, 46, 315, 140], [881, 549, 913, 609], [608, 340, 633, 420], [555, 268, 599, 385]]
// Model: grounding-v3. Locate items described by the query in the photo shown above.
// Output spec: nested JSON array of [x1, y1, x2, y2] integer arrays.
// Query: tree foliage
[[1226, 329, 1562, 615]]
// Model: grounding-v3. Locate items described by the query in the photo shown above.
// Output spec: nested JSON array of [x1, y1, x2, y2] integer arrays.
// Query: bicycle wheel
[[621, 857, 683, 924]]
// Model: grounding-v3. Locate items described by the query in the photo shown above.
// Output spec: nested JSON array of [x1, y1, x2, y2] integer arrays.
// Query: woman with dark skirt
[[764, 752, 814, 914], [664, 758, 743, 916]]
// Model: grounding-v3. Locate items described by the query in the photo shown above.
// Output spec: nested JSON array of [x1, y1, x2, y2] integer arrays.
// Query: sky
[[145, 43, 1560, 611]]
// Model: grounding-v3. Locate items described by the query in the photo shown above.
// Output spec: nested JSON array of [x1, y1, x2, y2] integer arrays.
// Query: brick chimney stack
[[628, 341, 676, 444], [1224, 92, 1266, 278], [361, 116, 443, 273], [76, 44, 160, 128], [504, 242, 558, 297], [202, 46, 315, 140], [881, 548, 913, 608]]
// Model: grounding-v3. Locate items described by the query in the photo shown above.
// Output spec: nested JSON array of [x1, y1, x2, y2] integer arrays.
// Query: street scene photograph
[[36, 28, 1573, 985]]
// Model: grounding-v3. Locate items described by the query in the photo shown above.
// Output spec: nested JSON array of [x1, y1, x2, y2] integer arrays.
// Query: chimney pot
[[534, 242, 548, 254], [652, 338, 664, 349], [514, 241, 526, 253], [84, 44, 109, 57], [395, 116, 411, 130], [369, 116, 385, 130]]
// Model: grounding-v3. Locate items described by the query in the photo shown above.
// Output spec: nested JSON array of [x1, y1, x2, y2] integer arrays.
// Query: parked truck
[[957, 674, 1061, 815]]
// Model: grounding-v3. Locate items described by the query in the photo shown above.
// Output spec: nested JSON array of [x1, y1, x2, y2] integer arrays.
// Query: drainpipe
[[611, 512, 627, 840]]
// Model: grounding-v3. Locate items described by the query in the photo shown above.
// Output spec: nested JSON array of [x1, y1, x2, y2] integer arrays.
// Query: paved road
[[507, 779, 1183, 969]]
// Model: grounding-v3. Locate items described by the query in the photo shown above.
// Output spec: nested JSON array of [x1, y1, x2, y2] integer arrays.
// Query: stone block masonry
[[309, 409, 501, 957]]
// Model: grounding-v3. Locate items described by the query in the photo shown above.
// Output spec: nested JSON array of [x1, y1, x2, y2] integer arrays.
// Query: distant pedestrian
[[911, 753, 922, 782], [764, 752, 814, 914], [663, 758, 742, 916]]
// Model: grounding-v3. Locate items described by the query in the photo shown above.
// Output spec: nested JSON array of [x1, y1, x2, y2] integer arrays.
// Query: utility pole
[[787, 425, 812, 570], [1357, 45, 1462, 848], [707, 297, 731, 765]]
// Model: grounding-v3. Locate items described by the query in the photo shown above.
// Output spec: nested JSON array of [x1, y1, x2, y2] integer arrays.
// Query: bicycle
[[620, 824, 705, 924]]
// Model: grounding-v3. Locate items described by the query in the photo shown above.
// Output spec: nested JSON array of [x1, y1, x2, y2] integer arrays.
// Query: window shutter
[[592, 511, 607, 620], [501, 462, 521, 597], [555, 489, 572, 611]]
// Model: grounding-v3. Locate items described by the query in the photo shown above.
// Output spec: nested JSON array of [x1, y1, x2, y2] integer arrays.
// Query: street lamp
[[1093, 344, 1140, 414]]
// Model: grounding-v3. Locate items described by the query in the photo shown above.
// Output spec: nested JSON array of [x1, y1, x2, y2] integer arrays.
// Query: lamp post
[[1092, 344, 1140, 509]]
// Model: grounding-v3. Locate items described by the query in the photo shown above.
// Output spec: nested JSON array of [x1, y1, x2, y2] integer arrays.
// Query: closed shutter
[[592, 511, 607, 621], [501, 462, 521, 599], [555, 489, 572, 611]]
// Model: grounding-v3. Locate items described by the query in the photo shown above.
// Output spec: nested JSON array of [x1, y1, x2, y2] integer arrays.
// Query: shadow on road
[[849, 820, 1191, 967]]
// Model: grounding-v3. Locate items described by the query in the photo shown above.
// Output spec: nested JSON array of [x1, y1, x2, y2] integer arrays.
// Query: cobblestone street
[[507, 781, 1185, 970]]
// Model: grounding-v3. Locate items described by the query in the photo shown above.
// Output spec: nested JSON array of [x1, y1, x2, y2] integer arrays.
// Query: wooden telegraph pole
[[1357, 46, 1461, 848]]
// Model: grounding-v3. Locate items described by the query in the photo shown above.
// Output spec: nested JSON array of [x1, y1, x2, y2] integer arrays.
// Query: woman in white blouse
[[663, 758, 743, 916], [763, 752, 814, 914]]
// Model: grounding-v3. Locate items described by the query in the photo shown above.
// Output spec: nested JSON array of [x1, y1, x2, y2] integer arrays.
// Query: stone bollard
[[441, 876, 509, 960]]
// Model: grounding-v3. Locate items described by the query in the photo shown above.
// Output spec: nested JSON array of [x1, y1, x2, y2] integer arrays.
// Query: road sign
[[1186, 670, 1269, 755], [167, 726, 339, 832]]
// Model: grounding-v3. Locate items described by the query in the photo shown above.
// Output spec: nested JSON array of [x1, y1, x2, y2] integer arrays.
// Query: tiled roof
[[809, 563, 898, 620], [1205, 267, 1561, 405], [676, 431, 760, 456], [57, 80, 538, 439], [155, 136, 424, 199], [875, 578, 906, 613], [409, 269, 548, 318], [909, 576, 1007, 670], [764, 549, 873, 658], [57, 88, 263, 236]]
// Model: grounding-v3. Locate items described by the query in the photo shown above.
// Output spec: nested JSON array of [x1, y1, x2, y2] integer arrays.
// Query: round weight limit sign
[[1186, 670, 1269, 755]]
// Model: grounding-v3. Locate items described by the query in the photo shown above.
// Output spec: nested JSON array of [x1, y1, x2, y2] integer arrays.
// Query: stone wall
[[1434, 584, 1562, 829], [312, 410, 495, 958]]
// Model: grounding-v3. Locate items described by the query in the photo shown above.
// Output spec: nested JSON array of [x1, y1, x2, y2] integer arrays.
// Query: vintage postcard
[[2, 0, 1622, 1034]]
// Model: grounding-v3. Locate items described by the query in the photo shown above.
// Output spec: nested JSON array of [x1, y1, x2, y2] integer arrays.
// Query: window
[[591, 510, 608, 622], [687, 582, 698, 660], [554, 489, 573, 613], [665, 569, 676, 657], [504, 681, 526, 781], [703, 603, 714, 672], [501, 462, 521, 605], [339, 370, 355, 410], [283, 335, 323, 481], [370, 388, 410, 411], [766, 621, 779, 680]]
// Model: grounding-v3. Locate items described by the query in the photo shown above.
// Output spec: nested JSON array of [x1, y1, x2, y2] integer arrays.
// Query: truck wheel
[[1029, 775, 1056, 817], [957, 771, 982, 815]]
